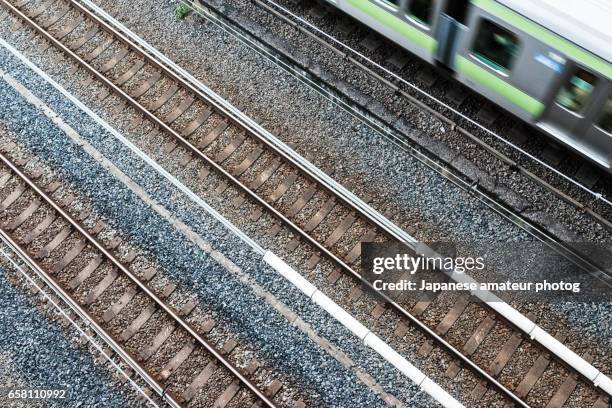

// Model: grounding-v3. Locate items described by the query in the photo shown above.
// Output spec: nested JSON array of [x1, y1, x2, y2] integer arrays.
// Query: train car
[[323, 0, 612, 173]]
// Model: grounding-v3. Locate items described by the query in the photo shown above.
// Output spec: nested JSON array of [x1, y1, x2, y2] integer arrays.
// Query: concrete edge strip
[[415, 243, 612, 395], [263, 251, 464, 408], [0, 35, 459, 405], [0, 66, 404, 406], [0, 36, 264, 255], [78, 1, 612, 396]]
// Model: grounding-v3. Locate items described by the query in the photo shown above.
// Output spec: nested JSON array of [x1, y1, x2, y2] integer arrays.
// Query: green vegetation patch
[[175, 3, 192, 20]]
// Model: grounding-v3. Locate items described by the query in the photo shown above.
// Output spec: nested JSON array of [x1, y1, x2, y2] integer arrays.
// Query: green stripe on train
[[473, 0, 611, 78], [456, 56, 545, 116], [345, 0, 437, 55]]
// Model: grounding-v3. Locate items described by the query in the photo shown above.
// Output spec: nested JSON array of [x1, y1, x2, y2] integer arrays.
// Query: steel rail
[[7, 1, 527, 404], [0, 147, 275, 407], [0, 173, 180, 407], [0, 235, 163, 407], [78, 0, 608, 284], [17, 0, 605, 404], [257, 0, 612, 207], [64, 2, 536, 405], [172, 0, 612, 285], [6, 0, 606, 404], [77, 0, 612, 402]]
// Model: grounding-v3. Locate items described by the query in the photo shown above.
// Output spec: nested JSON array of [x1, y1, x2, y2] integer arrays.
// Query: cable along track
[[0, 149, 276, 407], [1, 0, 610, 406]]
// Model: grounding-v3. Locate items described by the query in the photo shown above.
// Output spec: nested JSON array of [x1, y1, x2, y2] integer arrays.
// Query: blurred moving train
[[324, 0, 612, 173]]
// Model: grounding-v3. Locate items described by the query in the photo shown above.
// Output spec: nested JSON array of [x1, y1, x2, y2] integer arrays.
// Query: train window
[[555, 69, 598, 114], [472, 20, 519, 74], [408, 0, 432, 25], [381, 0, 399, 8], [597, 98, 612, 134]]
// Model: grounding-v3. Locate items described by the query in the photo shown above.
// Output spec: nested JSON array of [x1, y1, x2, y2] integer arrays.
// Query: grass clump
[[175, 3, 192, 20]]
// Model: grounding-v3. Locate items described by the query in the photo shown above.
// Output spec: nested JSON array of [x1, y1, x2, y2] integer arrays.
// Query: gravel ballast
[[0, 264, 142, 407], [0, 41, 438, 406], [90, 0, 612, 243]]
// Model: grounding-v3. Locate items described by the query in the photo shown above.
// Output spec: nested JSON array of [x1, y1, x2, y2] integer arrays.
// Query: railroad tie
[[83, 37, 114, 62], [4, 199, 40, 231], [181, 361, 218, 402], [305, 253, 320, 269], [0, 172, 13, 188], [231, 147, 264, 177], [327, 269, 341, 284], [165, 96, 194, 124], [303, 197, 335, 232], [0, 184, 26, 211], [249, 208, 263, 222], [268, 224, 282, 237], [23, 0, 49, 19], [34, 226, 72, 259], [69, 27, 98, 51], [265, 379, 283, 398], [394, 322, 409, 338], [197, 121, 228, 149], [324, 214, 356, 248], [99, 48, 129, 74], [344, 230, 377, 264], [180, 109, 211, 137], [470, 380, 489, 400], [411, 293, 436, 317], [22, 213, 57, 244], [129, 71, 162, 98], [140, 323, 176, 361], [102, 267, 159, 322], [545, 354, 594, 408], [287, 185, 316, 217], [514, 332, 568, 398], [51, 238, 87, 273], [463, 315, 496, 356], [214, 133, 246, 163], [267, 172, 297, 202], [149, 84, 179, 112], [348, 286, 363, 302], [212, 181, 227, 196], [285, 236, 300, 253], [161, 283, 177, 299], [102, 286, 137, 323], [232, 193, 247, 209], [13, 0, 34, 7], [157, 339, 196, 381], [435, 294, 470, 336], [488, 332, 523, 376], [40, 5, 69, 29], [84, 267, 119, 305], [114, 59, 145, 86], [54, 15, 84, 40], [249, 159, 281, 191], [370, 303, 386, 319], [120, 303, 157, 342], [179, 300, 196, 317], [214, 379, 241, 408]]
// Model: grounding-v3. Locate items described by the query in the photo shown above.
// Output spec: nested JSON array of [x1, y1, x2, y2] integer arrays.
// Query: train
[[323, 0, 612, 173]]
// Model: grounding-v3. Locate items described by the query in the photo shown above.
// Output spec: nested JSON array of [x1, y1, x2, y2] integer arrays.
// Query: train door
[[435, 0, 469, 69], [539, 66, 611, 167], [582, 93, 612, 167]]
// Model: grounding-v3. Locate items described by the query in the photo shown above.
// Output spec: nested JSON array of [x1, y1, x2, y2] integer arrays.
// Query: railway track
[[0, 151, 278, 407], [197, 0, 612, 232], [0, 0, 610, 406]]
